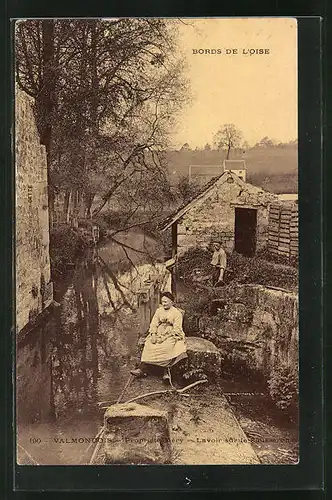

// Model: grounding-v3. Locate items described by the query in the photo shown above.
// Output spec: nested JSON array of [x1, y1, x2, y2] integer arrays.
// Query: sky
[[170, 18, 298, 149]]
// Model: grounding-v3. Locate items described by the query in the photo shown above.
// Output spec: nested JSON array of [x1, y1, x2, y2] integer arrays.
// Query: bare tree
[[213, 123, 243, 159], [15, 18, 189, 227]]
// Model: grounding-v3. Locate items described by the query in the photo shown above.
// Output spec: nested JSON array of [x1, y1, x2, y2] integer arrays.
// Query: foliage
[[176, 246, 211, 281], [188, 406, 202, 425], [213, 123, 243, 159], [268, 364, 299, 414], [254, 136, 276, 148], [182, 367, 208, 383], [176, 246, 298, 293], [16, 19, 189, 226], [225, 252, 298, 291], [49, 224, 90, 274], [176, 175, 201, 205]]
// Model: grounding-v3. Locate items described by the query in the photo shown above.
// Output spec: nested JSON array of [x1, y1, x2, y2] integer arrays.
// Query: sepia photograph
[[15, 17, 299, 466]]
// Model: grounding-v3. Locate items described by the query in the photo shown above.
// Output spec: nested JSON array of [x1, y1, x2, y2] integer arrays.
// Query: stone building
[[223, 159, 246, 182], [15, 89, 53, 334], [161, 170, 277, 257]]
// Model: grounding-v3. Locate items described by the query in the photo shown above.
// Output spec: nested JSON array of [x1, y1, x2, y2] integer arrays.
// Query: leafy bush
[[50, 224, 90, 274], [268, 364, 299, 414], [176, 247, 298, 292], [176, 247, 211, 282], [182, 367, 208, 383], [225, 252, 298, 291]]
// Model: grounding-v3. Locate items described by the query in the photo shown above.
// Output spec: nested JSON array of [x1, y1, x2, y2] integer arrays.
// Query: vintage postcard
[[15, 17, 298, 466]]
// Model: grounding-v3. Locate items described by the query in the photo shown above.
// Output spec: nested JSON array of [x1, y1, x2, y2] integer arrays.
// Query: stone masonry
[[199, 284, 298, 382], [15, 89, 52, 333], [177, 173, 277, 256]]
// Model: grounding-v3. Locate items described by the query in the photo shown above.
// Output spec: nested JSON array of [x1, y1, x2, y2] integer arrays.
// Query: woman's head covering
[[160, 291, 175, 302]]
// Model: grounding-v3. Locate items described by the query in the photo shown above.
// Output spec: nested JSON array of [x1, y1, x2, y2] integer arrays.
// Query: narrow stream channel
[[16, 229, 298, 465]]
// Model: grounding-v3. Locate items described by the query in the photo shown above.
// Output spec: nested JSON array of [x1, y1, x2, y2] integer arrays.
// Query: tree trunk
[[36, 20, 56, 231], [86, 193, 95, 219], [63, 189, 71, 223], [227, 144, 231, 160]]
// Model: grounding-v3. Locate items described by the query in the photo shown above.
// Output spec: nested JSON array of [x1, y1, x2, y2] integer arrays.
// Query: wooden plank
[[280, 208, 292, 213], [278, 248, 290, 254]]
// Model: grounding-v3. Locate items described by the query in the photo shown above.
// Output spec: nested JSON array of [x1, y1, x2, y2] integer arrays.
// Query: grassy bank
[[177, 246, 298, 293]]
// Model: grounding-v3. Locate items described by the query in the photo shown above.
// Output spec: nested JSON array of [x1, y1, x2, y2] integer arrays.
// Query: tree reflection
[[52, 247, 101, 418], [50, 233, 165, 420]]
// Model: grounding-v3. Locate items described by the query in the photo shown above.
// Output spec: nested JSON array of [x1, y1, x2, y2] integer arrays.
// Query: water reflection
[[16, 230, 165, 464]]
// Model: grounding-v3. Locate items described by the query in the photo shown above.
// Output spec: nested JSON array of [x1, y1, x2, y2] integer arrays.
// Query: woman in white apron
[[131, 292, 187, 382]]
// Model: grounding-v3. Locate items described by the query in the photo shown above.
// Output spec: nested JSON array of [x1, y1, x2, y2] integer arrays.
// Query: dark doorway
[[234, 208, 257, 256]]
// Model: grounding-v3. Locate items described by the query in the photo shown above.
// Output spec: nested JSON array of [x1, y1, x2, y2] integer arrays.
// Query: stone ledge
[[103, 402, 171, 464], [174, 336, 222, 381]]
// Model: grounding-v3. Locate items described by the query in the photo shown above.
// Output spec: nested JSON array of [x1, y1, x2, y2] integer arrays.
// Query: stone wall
[[177, 176, 277, 256], [199, 284, 298, 383], [16, 323, 54, 424], [15, 89, 52, 333]]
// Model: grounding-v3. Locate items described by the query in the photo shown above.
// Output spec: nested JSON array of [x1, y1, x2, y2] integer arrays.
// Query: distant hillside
[[166, 145, 298, 194]]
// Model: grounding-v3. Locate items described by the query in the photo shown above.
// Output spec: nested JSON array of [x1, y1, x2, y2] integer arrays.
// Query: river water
[[16, 230, 167, 465], [16, 229, 298, 466]]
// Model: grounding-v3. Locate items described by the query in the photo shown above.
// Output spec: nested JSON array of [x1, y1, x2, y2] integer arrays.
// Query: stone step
[[100, 392, 260, 465], [103, 402, 171, 464], [174, 336, 223, 381]]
